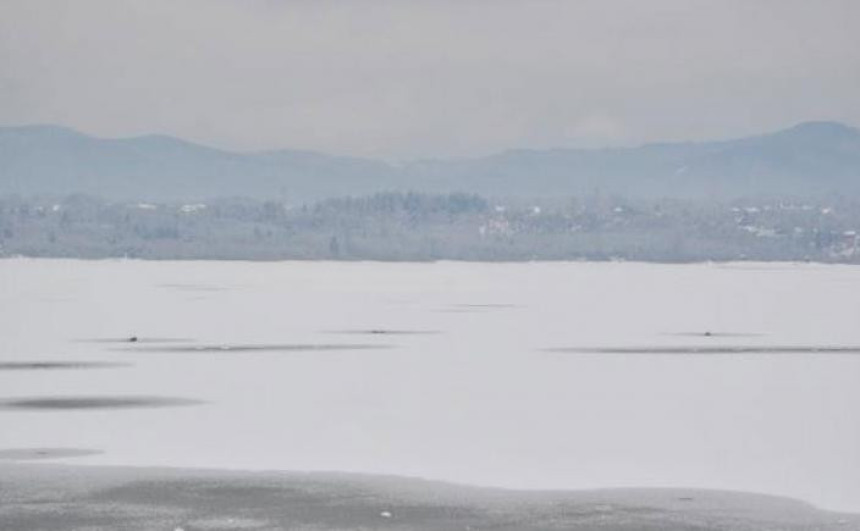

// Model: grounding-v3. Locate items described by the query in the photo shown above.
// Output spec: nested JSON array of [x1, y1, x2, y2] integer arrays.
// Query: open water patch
[[0, 396, 205, 411]]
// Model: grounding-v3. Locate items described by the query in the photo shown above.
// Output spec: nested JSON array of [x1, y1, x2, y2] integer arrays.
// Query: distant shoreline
[[0, 462, 857, 530], [3, 192, 859, 263], [2, 256, 859, 267]]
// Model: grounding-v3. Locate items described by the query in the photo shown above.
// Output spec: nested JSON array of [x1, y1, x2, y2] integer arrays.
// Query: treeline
[[0, 192, 858, 262]]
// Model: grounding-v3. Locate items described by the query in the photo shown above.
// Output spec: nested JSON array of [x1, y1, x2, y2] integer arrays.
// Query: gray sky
[[1, 0, 858, 159]]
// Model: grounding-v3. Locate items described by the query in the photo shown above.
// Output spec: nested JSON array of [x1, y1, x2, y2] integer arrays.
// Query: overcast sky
[[1, 0, 858, 159]]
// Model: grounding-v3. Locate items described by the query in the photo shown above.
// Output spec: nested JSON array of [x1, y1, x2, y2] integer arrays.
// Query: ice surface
[[1, 259, 859, 512]]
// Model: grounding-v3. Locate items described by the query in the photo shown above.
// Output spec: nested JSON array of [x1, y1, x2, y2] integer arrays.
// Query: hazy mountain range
[[2, 121, 859, 202]]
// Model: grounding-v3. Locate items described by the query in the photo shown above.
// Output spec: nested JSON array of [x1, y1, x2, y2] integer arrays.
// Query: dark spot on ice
[[666, 332, 765, 338], [0, 448, 103, 460], [0, 396, 205, 411], [75, 337, 195, 344], [0, 361, 131, 371]]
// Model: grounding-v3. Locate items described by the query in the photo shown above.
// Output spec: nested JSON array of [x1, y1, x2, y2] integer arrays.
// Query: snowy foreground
[[1, 463, 858, 530], [1, 259, 859, 517]]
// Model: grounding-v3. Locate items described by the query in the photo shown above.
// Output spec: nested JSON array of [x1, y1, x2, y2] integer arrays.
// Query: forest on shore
[[1, 192, 858, 262]]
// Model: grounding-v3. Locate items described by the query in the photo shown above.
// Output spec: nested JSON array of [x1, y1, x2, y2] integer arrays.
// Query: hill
[[1, 122, 859, 201]]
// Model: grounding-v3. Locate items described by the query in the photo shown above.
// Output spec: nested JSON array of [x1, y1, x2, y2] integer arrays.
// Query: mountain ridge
[[1, 121, 858, 201]]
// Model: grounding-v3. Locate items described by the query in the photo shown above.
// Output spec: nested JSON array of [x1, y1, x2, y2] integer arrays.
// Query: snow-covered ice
[[1, 259, 859, 512]]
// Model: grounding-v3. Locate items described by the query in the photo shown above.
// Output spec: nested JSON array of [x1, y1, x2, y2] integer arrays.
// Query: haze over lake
[[1, 258, 859, 513]]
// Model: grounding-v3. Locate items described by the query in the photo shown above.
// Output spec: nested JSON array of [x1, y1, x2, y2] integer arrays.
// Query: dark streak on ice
[[157, 283, 231, 292], [0, 448, 103, 460], [453, 303, 521, 309], [76, 338, 195, 344], [665, 332, 766, 338], [0, 396, 205, 411], [0, 361, 131, 371], [325, 329, 440, 336], [120, 344, 395, 353], [545, 346, 860, 355]]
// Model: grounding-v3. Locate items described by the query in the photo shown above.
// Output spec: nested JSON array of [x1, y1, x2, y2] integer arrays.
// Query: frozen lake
[[1, 259, 859, 512]]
